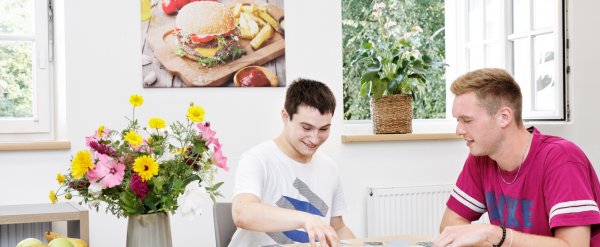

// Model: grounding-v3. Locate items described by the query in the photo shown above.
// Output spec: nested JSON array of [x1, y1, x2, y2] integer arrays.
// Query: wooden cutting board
[[146, 4, 285, 87]]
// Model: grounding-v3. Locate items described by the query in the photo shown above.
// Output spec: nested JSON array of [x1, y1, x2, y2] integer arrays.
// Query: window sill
[[342, 119, 460, 143], [341, 119, 571, 143], [0, 140, 71, 151], [341, 132, 461, 143]]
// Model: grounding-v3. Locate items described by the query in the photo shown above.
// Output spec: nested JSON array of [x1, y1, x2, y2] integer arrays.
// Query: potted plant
[[350, 3, 446, 134]]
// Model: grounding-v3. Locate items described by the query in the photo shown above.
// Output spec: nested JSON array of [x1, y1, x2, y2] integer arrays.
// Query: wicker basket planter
[[370, 94, 413, 134]]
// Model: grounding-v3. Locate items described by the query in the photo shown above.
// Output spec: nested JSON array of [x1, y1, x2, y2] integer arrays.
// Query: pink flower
[[85, 136, 95, 149], [85, 154, 125, 188], [101, 162, 125, 188], [86, 157, 107, 184], [132, 139, 150, 152], [373, 10, 382, 18], [197, 123, 216, 141], [211, 146, 228, 171], [130, 173, 148, 199], [212, 138, 222, 150]]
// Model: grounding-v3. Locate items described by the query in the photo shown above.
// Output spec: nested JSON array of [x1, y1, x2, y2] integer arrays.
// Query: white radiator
[[366, 185, 453, 238], [366, 185, 490, 238], [0, 222, 51, 247]]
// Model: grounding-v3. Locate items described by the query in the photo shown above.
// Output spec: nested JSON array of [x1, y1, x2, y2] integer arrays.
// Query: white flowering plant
[[50, 95, 228, 219], [351, 2, 446, 100]]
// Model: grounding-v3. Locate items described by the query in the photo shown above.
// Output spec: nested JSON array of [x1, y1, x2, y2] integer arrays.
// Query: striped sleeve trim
[[450, 186, 486, 213], [549, 200, 600, 222]]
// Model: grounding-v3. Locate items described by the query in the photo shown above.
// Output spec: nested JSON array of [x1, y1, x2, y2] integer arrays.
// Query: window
[[448, 0, 566, 120], [0, 0, 53, 141], [342, 0, 566, 123]]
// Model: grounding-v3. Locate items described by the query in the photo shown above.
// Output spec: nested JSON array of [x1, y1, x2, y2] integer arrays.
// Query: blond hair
[[451, 68, 523, 126]]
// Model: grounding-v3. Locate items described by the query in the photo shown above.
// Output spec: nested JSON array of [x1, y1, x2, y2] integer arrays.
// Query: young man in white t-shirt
[[230, 78, 355, 247]]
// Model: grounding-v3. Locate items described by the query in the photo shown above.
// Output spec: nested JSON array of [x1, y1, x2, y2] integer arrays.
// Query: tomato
[[190, 34, 215, 43], [161, 0, 178, 15], [189, 29, 233, 44], [175, 0, 190, 9]]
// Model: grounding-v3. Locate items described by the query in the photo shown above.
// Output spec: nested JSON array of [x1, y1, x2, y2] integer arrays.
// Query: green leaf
[[388, 74, 404, 93], [208, 182, 224, 192], [359, 81, 370, 97], [183, 175, 202, 186]]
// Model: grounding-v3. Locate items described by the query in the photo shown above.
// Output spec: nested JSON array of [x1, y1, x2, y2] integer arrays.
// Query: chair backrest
[[213, 202, 236, 247]]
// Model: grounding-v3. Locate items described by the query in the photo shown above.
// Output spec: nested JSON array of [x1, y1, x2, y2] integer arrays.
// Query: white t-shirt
[[228, 141, 347, 247]]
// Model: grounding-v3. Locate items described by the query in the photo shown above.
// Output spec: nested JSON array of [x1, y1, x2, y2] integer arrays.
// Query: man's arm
[[232, 193, 341, 247], [439, 208, 471, 233], [434, 208, 591, 247], [330, 216, 355, 240]]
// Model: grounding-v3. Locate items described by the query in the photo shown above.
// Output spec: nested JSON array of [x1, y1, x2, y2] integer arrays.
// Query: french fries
[[231, 3, 242, 17], [239, 12, 259, 39], [257, 8, 279, 31], [232, 3, 281, 49], [241, 4, 256, 14], [251, 14, 267, 28], [250, 25, 273, 50]]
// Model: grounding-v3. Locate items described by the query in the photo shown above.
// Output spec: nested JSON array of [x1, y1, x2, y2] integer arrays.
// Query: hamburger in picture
[[174, 1, 246, 67]]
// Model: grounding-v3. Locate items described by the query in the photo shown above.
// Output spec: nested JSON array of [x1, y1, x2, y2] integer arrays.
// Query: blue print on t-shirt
[[485, 192, 533, 229]]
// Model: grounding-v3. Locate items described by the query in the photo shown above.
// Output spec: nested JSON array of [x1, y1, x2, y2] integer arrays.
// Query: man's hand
[[434, 223, 591, 247], [233, 193, 344, 247], [434, 224, 496, 247], [303, 215, 339, 247]]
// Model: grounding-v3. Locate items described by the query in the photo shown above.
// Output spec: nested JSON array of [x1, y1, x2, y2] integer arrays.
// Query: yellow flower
[[171, 148, 186, 155], [96, 125, 105, 138], [49, 190, 58, 204], [133, 155, 159, 181], [186, 104, 205, 123], [56, 173, 66, 184], [148, 118, 166, 129], [124, 130, 143, 147], [71, 150, 94, 179], [129, 94, 144, 107]]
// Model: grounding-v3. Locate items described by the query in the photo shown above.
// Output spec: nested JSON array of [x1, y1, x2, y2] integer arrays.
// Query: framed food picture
[[141, 0, 286, 88]]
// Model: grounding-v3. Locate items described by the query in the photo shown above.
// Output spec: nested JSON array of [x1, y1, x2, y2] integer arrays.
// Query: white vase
[[126, 212, 173, 247]]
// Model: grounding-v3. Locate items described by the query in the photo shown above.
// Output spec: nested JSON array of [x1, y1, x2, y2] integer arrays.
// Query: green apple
[[48, 238, 74, 247], [16, 238, 43, 247]]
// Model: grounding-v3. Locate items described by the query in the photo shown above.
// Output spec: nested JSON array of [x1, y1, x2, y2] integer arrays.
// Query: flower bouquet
[[50, 94, 228, 219]]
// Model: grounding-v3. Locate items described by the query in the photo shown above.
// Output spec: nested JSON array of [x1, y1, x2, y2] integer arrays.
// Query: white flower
[[88, 181, 104, 197], [411, 25, 423, 33], [411, 49, 421, 58], [177, 182, 211, 220]]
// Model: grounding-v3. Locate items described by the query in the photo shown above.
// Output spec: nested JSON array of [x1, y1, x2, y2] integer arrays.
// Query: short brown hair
[[285, 78, 336, 120], [451, 68, 523, 125]]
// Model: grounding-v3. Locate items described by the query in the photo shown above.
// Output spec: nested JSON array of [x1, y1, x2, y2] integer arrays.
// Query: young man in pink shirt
[[434, 68, 600, 247]]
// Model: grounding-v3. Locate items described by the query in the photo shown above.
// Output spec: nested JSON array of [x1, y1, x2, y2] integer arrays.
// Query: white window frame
[[447, 0, 566, 121], [0, 0, 54, 142]]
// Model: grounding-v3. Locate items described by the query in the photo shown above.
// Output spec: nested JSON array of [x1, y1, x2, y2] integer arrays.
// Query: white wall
[[1, 0, 599, 246]]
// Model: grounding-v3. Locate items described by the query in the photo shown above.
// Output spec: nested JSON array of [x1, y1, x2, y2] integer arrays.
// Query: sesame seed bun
[[175, 1, 234, 36]]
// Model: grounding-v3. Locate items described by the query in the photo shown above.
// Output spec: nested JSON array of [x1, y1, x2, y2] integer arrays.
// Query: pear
[[48, 238, 74, 247], [44, 231, 65, 242], [16, 238, 44, 247]]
